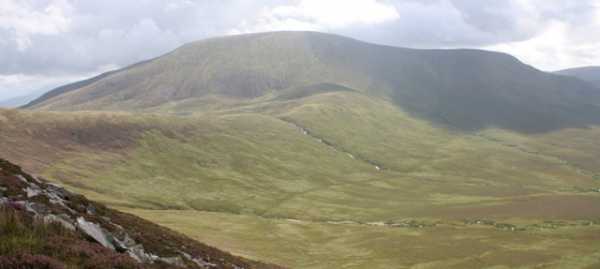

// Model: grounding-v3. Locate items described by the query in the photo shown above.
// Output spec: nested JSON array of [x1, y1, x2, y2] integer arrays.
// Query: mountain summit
[[25, 31, 600, 132]]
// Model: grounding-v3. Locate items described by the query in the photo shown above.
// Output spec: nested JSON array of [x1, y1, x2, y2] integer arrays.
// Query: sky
[[1, 0, 599, 100]]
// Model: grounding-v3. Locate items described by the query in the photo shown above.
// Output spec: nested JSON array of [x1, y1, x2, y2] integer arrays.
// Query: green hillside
[[4, 88, 600, 268]]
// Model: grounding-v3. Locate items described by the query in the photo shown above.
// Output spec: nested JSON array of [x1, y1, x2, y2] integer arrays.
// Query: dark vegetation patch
[[0, 109, 201, 173], [0, 206, 141, 269], [187, 198, 243, 214], [427, 195, 600, 220]]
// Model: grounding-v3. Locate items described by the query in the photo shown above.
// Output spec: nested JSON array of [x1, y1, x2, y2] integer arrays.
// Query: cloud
[[487, 20, 600, 71], [476, 0, 600, 71], [0, 0, 73, 50], [236, 0, 399, 32], [0, 0, 281, 76], [0, 71, 97, 100], [0, 1, 186, 76]]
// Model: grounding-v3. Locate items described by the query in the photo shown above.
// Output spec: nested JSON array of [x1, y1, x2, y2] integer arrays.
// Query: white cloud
[[0, 0, 72, 50], [272, 0, 399, 27], [485, 11, 600, 71], [234, 0, 399, 33]]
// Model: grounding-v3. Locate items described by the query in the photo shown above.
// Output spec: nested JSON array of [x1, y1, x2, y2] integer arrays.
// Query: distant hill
[[555, 66, 600, 88], [24, 31, 600, 133], [0, 89, 48, 108]]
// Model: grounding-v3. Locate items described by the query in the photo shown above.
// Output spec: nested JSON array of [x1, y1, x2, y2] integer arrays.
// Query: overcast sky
[[1, 0, 599, 100]]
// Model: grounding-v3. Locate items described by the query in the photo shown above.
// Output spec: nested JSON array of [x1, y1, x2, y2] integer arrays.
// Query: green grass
[[4, 91, 600, 268], [125, 209, 600, 269], [0, 208, 50, 256]]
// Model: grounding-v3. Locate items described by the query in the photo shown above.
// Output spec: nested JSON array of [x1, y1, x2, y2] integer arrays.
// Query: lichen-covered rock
[[76, 217, 116, 250], [26, 186, 41, 198]]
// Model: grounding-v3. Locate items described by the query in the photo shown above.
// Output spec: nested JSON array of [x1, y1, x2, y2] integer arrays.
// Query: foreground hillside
[[0, 158, 282, 269]]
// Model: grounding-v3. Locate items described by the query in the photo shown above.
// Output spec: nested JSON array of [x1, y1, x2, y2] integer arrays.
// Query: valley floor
[[125, 208, 600, 269]]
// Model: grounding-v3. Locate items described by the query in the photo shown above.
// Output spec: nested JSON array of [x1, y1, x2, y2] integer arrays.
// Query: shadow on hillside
[[390, 90, 600, 134]]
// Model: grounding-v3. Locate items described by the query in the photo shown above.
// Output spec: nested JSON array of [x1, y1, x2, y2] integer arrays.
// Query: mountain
[[0, 158, 282, 269], [25, 31, 600, 133], [555, 66, 600, 88], [0, 89, 48, 108]]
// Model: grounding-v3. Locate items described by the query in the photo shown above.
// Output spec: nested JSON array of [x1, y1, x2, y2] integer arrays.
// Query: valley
[[3, 90, 600, 268]]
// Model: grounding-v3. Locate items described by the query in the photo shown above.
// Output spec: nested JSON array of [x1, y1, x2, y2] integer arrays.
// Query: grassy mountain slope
[[26, 31, 600, 133], [4, 85, 600, 267], [23, 59, 156, 109], [556, 66, 600, 88]]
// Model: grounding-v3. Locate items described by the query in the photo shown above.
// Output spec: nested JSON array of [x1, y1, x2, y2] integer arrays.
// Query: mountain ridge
[[555, 66, 600, 89], [0, 88, 48, 108], [23, 58, 156, 109]]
